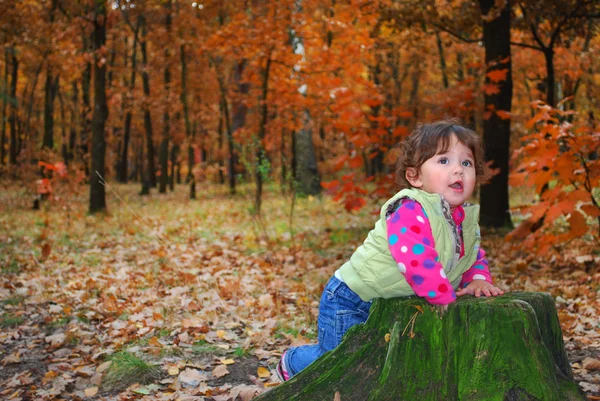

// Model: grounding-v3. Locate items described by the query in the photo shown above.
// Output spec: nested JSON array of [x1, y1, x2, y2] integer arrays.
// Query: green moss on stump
[[258, 292, 585, 401]]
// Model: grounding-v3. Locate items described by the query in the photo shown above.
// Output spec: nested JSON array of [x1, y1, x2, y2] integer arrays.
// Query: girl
[[276, 120, 505, 381]]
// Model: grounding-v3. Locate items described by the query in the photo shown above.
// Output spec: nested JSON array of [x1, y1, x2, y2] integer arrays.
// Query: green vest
[[338, 188, 481, 302]]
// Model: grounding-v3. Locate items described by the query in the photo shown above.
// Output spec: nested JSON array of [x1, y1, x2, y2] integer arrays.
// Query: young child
[[276, 120, 505, 381]]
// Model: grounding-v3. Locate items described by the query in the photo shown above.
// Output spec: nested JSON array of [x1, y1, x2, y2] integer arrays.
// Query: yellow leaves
[[168, 366, 179, 376], [257, 366, 271, 378], [384, 333, 391, 342]]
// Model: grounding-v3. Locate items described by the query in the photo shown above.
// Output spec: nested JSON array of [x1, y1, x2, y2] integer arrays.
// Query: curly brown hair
[[395, 119, 488, 189]]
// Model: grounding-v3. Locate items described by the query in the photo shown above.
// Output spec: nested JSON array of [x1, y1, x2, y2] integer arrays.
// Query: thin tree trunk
[[159, 0, 172, 194], [140, 15, 156, 189], [42, 0, 58, 150], [478, 0, 513, 228], [68, 81, 78, 164], [544, 48, 555, 107], [436, 31, 449, 89], [255, 54, 271, 215], [23, 60, 44, 156], [217, 105, 225, 185], [43, 66, 56, 149], [81, 37, 92, 174], [57, 81, 69, 165], [139, 134, 150, 195], [1, 45, 8, 165], [118, 17, 140, 183], [230, 60, 249, 194], [169, 144, 177, 191], [8, 45, 18, 165], [409, 65, 421, 123], [180, 43, 195, 198], [89, 0, 108, 213]]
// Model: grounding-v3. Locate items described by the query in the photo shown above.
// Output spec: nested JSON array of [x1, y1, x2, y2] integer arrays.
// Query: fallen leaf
[[41, 243, 52, 259], [212, 364, 229, 378], [179, 368, 208, 387], [384, 333, 391, 343], [45, 333, 65, 347], [96, 361, 112, 373], [168, 366, 179, 376], [230, 384, 262, 401], [334, 391, 341, 401], [257, 366, 271, 378], [2, 353, 20, 365], [220, 358, 235, 365], [582, 357, 600, 371], [84, 387, 98, 397]]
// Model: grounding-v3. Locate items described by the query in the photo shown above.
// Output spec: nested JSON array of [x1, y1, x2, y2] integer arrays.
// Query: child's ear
[[406, 168, 422, 188]]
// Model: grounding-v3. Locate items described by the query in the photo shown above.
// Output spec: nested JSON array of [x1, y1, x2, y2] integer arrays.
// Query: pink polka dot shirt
[[386, 199, 493, 305]]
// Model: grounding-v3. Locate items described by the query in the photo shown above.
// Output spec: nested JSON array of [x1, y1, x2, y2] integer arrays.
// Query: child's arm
[[460, 249, 493, 286], [457, 249, 504, 298], [386, 200, 456, 305]]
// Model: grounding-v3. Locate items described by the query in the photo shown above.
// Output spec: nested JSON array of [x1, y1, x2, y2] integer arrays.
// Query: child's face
[[406, 134, 476, 210]]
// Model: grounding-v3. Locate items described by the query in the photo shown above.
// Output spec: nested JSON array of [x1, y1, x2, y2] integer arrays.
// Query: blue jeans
[[284, 276, 372, 377]]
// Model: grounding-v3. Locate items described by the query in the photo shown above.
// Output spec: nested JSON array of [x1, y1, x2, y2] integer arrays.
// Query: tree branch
[[430, 22, 482, 44]]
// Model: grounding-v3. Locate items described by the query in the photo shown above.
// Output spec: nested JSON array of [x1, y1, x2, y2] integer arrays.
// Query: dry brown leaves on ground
[[0, 184, 599, 400]]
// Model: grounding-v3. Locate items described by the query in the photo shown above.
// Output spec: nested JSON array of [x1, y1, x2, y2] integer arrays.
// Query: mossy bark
[[257, 292, 584, 401]]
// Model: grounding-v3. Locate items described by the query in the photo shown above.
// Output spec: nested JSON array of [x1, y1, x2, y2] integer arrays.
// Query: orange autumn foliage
[[507, 102, 600, 254]]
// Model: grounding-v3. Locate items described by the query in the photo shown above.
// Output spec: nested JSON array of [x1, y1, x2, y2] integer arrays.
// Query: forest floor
[[0, 181, 599, 400]]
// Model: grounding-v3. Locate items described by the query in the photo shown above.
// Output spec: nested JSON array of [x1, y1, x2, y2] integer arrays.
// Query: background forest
[[0, 0, 599, 400]]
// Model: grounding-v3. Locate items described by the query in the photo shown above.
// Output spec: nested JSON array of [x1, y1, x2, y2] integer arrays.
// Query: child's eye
[[438, 157, 449, 164], [462, 160, 473, 167]]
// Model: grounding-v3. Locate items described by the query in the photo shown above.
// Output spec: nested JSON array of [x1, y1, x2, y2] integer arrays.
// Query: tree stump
[[257, 292, 585, 401]]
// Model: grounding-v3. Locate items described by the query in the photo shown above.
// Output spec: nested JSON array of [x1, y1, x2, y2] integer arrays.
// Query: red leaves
[[508, 104, 600, 254], [486, 68, 509, 83]]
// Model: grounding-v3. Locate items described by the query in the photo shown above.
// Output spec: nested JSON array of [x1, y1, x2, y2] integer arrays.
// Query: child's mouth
[[449, 182, 463, 190]]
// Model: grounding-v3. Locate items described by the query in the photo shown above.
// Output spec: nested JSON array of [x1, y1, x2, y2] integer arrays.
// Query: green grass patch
[[1, 260, 21, 275], [2, 295, 25, 306], [0, 314, 24, 327], [192, 341, 227, 356], [47, 316, 71, 330], [160, 346, 184, 358], [103, 351, 160, 391]]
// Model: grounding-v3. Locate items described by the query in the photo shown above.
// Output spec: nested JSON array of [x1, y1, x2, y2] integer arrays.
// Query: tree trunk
[[436, 31, 449, 89], [478, 0, 513, 228], [180, 44, 195, 198], [409, 65, 421, 123], [169, 143, 177, 192], [255, 54, 271, 215], [544, 47, 556, 107], [140, 15, 156, 189], [139, 135, 150, 195], [57, 81, 68, 165], [217, 107, 225, 185], [81, 40, 92, 175], [230, 60, 249, 194], [158, 1, 172, 194], [8, 45, 18, 165], [89, 0, 108, 214], [1, 45, 8, 165], [68, 81, 78, 165], [294, 110, 321, 196], [118, 20, 139, 183], [42, 66, 57, 149], [257, 293, 585, 401]]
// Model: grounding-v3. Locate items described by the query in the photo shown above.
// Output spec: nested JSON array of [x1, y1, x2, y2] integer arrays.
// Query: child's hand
[[456, 280, 504, 298]]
